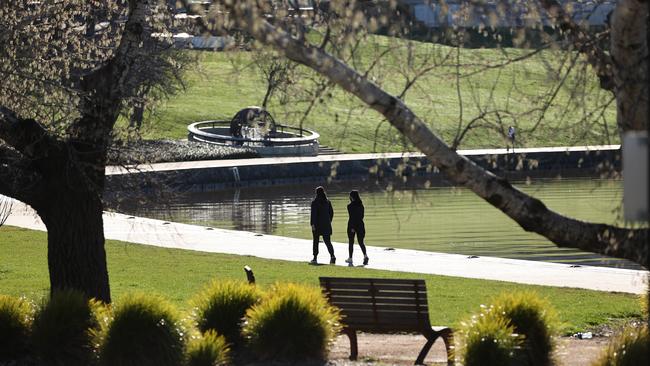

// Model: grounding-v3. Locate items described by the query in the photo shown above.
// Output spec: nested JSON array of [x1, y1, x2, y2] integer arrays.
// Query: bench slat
[[341, 316, 428, 327], [340, 309, 429, 318], [325, 289, 428, 299], [322, 283, 426, 292], [328, 298, 428, 306], [329, 303, 429, 312], [343, 324, 432, 333], [320, 277, 425, 286]]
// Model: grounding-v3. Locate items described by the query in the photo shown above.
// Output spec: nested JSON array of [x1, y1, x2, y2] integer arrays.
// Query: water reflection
[[107, 177, 641, 269]]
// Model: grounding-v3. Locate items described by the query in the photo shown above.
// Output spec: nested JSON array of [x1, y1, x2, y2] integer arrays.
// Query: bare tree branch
[[0, 195, 12, 227], [457, 46, 550, 79], [0, 106, 61, 159], [0, 143, 43, 204], [228, 5, 649, 267], [72, 0, 154, 140]]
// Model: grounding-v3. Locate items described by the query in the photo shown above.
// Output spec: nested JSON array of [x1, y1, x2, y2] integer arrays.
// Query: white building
[[399, 0, 615, 29]]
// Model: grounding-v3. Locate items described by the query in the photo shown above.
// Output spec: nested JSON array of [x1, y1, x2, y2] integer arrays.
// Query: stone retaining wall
[[106, 146, 620, 193]]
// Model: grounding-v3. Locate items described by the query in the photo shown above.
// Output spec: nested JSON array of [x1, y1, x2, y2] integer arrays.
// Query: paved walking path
[[5, 201, 647, 294]]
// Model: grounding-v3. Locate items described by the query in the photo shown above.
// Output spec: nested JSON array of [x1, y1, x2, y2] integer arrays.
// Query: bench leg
[[416, 328, 455, 366], [415, 333, 438, 365], [343, 328, 358, 360]]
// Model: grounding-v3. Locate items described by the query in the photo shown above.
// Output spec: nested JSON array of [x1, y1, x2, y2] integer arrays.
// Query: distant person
[[310, 186, 335, 264], [345, 190, 369, 266], [507, 126, 516, 152]]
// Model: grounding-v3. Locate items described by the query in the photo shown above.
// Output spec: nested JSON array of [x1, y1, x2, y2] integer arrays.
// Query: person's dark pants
[[347, 228, 367, 258], [313, 232, 335, 258]]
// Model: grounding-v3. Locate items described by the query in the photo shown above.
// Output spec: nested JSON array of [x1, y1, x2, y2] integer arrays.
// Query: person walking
[[507, 126, 516, 152], [310, 186, 336, 264], [345, 190, 369, 266]]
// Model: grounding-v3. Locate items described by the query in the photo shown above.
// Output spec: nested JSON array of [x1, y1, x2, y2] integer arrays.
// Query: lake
[[108, 177, 641, 269]]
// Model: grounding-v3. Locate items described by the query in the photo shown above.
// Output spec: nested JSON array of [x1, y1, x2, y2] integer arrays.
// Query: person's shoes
[[363, 256, 369, 265], [330, 256, 336, 264], [309, 258, 317, 265], [345, 258, 353, 266]]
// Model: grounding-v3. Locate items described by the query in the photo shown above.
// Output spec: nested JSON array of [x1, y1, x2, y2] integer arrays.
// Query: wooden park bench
[[320, 277, 454, 365]]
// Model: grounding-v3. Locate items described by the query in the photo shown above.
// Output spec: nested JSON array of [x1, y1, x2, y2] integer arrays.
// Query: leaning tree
[[0, 0, 186, 302], [193, 0, 648, 308]]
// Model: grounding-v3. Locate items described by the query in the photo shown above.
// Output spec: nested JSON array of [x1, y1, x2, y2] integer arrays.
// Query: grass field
[[131, 38, 618, 153], [0, 226, 642, 334]]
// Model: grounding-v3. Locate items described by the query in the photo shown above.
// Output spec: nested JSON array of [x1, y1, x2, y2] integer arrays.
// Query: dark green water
[[111, 178, 642, 269]]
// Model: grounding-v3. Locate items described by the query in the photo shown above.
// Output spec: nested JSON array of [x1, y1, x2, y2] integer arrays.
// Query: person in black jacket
[[310, 186, 336, 264], [345, 190, 369, 266]]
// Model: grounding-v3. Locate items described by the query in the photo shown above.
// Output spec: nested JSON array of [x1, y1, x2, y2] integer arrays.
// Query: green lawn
[[131, 38, 618, 153], [0, 226, 642, 334]]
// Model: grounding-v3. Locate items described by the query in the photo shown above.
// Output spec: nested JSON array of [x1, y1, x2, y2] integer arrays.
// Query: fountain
[[187, 107, 320, 157]]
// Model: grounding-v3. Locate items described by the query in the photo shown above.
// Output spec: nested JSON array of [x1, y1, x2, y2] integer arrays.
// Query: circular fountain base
[[188, 120, 320, 157]]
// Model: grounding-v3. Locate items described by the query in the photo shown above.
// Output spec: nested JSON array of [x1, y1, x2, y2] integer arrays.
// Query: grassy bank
[[0, 226, 641, 334], [133, 40, 618, 153]]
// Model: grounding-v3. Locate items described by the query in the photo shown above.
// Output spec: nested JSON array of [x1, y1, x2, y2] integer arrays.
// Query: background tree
[[0, 0, 187, 302], [253, 50, 298, 109]]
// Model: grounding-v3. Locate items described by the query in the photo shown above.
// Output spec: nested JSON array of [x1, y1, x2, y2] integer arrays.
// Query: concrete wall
[[106, 146, 621, 194]]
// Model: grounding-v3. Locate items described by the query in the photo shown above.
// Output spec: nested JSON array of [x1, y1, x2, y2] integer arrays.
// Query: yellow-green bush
[[593, 325, 649, 366], [491, 291, 558, 366], [243, 283, 341, 362], [190, 280, 261, 348], [0, 295, 34, 362], [30, 290, 101, 366], [186, 330, 230, 366], [459, 305, 521, 366], [99, 293, 186, 366]]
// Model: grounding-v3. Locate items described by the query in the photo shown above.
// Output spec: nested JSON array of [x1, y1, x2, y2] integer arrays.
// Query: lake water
[[108, 178, 641, 269]]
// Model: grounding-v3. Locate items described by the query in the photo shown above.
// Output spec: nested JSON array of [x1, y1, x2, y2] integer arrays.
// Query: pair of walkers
[[310, 186, 369, 266]]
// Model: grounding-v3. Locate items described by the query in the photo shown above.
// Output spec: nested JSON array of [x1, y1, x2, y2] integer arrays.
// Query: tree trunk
[[36, 190, 111, 303], [610, 0, 648, 133]]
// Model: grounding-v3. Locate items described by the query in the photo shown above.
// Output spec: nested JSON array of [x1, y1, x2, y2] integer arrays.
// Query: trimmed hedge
[[243, 283, 341, 362], [191, 280, 261, 348], [0, 295, 33, 362], [99, 293, 186, 366], [30, 290, 101, 366]]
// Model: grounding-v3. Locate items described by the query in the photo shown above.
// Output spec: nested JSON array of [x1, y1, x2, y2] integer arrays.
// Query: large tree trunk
[[36, 190, 110, 303], [610, 0, 648, 133]]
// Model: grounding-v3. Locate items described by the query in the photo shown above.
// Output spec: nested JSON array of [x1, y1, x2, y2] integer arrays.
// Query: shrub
[[191, 280, 261, 348], [99, 293, 186, 366], [0, 295, 33, 362], [593, 325, 649, 366], [491, 291, 558, 366], [186, 330, 230, 366], [30, 290, 101, 366], [460, 305, 521, 366], [243, 283, 341, 362]]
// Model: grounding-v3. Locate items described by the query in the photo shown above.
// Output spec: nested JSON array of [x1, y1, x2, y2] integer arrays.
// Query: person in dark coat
[[310, 186, 335, 264], [507, 126, 516, 152], [345, 190, 368, 266]]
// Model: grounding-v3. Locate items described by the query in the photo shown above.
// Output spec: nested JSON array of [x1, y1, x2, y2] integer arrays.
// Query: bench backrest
[[319, 277, 431, 332]]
